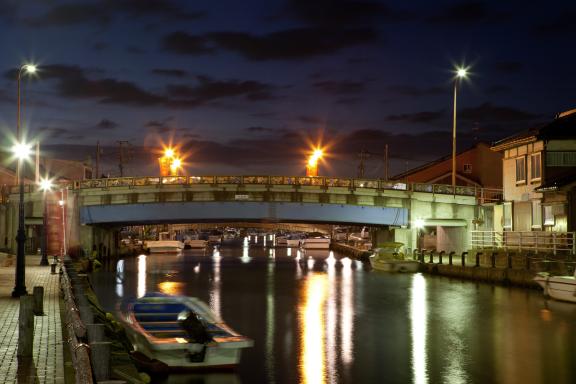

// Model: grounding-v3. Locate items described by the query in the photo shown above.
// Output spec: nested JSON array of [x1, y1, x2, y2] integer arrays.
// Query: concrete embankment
[[420, 263, 538, 287], [330, 242, 372, 261]]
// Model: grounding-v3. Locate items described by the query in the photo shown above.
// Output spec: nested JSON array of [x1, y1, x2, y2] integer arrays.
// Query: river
[[89, 239, 576, 384]]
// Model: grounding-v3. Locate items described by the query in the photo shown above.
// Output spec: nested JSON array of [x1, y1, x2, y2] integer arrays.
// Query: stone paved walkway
[[0, 253, 65, 384]]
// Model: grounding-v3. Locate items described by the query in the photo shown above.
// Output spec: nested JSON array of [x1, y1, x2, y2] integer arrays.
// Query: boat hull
[[146, 240, 184, 253], [534, 274, 576, 303], [300, 239, 330, 249], [370, 257, 420, 273]]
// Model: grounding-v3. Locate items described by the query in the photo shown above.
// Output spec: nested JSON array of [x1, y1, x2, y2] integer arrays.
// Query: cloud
[[166, 76, 276, 102], [37, 126, 70, 139], [387, 109, 446, 124], [19, 64, 273, 109], [164, 28, 379, 60], [245, 126, 277, 133], [427, 2, 511, 24], [387, 85, 446, 97], [162, 31, 214, 54], [298, 116, 324, 124], [152, 68, 188, 78], [459, 102, 539, 122], [313, 80, 365, 94], [494, 61, 523, 73], [95, 119, 118, 130]]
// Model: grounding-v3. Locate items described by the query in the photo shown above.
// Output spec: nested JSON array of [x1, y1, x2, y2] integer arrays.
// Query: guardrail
[[471, 230, 576, 255], [2, 176, 503, 203]]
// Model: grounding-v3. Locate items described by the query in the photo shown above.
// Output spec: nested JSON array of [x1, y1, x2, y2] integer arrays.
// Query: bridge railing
[[4, 176, 503, 203], [471, 230, 576, 255]]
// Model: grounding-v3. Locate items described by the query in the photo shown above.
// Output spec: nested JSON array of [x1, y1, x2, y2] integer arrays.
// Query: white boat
[[275, 236, 288, 247], [121, 293, 253, 371], [369, 242, 420, 273], [534, 270, 576, 303], [146, 233, 184, 253], [300, 233, 331, 249]]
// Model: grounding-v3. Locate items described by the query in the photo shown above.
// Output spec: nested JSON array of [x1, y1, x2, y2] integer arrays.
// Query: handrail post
[[461, 251, 467, 267], [491, 252, 497, 268], [507, 252, 513, 269], [449, 251, 455, 265], [429, 250, 434, 263], [552, 232, 557, 255], [438, 251, 444, 264], [475, 252, 482, 267], [419, 249, 425, 263]]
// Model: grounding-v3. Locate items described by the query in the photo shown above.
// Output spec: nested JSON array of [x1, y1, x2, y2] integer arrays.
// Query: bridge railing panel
[[189, 176, 214, 184], [106, 177, 134, 187], [162, 176, 187, 185], [325, 178, 350, 187], [133, 177, 160, 186], [243, 176, 269, 184], [354, 179, 378, 189]]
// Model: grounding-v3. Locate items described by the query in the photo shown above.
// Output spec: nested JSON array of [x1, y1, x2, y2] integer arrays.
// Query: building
[[490, 108, 576, 233], [391, 142, 502, 189]]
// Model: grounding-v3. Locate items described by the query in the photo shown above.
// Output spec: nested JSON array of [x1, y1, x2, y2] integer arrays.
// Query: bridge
[[0, 175, 501, 257]]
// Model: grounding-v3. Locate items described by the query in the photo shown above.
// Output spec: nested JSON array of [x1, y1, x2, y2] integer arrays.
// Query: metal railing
[[2, 176, 503, 203], [471, 230, 576, 255]]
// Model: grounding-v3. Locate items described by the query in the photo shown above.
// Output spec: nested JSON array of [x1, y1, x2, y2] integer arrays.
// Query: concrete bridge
[[0, 175, 501, 257]]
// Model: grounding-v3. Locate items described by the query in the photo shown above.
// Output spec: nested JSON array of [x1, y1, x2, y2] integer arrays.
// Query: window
[[547, 151, 576, 166], [543, 205, 554, 226], [530, 153, 541, 181], [532, 201, 542, 228], [503, 202, 512, 229], [463, 164, 472, 174], [515, 157, 526, 183]]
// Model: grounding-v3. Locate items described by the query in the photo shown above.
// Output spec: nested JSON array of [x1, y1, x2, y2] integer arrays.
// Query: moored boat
[[300, 232, 331, 249], [120, 293, 253, 371], [534, 270, 576, 303], [146, 232, 184, 253], [369, 242, 420, 272]]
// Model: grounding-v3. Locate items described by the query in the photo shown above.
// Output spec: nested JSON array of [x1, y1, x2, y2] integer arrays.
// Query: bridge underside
[[80, 201, 408, 227]]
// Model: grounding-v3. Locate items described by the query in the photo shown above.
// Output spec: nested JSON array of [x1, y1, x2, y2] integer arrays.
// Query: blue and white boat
[[120, 293, 253, 371]]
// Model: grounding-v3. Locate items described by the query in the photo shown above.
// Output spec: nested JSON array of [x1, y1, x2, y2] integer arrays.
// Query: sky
[[1, 0, 575, 178]]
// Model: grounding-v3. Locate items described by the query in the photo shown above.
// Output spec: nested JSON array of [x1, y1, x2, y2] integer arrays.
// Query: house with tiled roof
[[487, 108, 576, 253]]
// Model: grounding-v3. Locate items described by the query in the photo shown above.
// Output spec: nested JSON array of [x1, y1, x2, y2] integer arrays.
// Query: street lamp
[[16, 64, 37, 184], [12, 141, 32, 297], [170, 157, 182, 176], [451, 66, 468, 188], [305, 148, 323, 177], [39, 177, 53, 266]]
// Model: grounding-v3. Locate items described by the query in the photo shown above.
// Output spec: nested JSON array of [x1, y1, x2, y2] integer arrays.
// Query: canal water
[[90, 239, 576, 384]]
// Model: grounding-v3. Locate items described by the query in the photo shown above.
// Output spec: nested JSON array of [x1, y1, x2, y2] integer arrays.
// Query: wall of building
[[502, 141, 544, 202]]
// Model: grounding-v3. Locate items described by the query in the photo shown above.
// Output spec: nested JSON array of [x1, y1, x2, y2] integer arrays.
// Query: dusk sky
[[1, 0, 575, 178]]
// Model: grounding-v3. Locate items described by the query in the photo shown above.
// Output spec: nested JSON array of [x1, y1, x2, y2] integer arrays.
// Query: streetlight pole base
[[39, 257, 49, 266], [11, 286, 28, 298]]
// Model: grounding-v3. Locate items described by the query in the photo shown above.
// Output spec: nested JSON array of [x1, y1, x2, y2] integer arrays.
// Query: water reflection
[[211, 248, 221, 318], [115, 259, 124, 298], [137, 255, 146, 298], [266, 255, 276, 383], [410, 273, 428, 384], [300, 273, 328, 384], [340, 257, 353, 365]]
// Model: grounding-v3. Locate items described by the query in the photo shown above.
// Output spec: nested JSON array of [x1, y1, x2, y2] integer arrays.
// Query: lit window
[[463, 164, 472, 174], [530, 153, 541, 181], [515, 157, 526, 183], [543, 206, 554, 226]]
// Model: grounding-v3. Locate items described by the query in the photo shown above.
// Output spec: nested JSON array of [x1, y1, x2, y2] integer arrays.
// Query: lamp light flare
[[414, 218, 425, 229], [12, 142, 32, 160], [24, 64, 37, 74], [455, 67, 468, 79], [39, 178, 53, 192], [165, 148, 175, 158]]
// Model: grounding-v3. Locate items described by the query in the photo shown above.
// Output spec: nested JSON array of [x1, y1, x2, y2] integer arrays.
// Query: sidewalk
[[0, 253, 65, 384]]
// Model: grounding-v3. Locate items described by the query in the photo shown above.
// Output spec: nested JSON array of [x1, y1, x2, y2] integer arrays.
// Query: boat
[[285, 233, 304, 248], [300, 232, 331, 249], [275, 235, 288, 247], [120, 293, 254, 371], [534, 270, 576, 303], [369, 242, 420, 273], [208, 230, 223, 244], [185, 239, 208, 249], [146, 232, 184, 254]]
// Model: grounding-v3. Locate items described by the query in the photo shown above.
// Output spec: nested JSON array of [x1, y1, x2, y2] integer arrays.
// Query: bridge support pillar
[[371, 227, 412, 255]]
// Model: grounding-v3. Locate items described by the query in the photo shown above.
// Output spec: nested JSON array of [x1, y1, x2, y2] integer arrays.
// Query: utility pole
[[357, 147, 389, 180], [117, 140, 130, 177], [95, 141, 101, 179]]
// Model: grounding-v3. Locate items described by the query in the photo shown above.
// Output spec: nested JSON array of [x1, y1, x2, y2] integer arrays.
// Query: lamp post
[[12, 142, 32, 297], [39, 178, 53, 266], [451, 67, 468, 188], [15, 64, 37, 184]]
